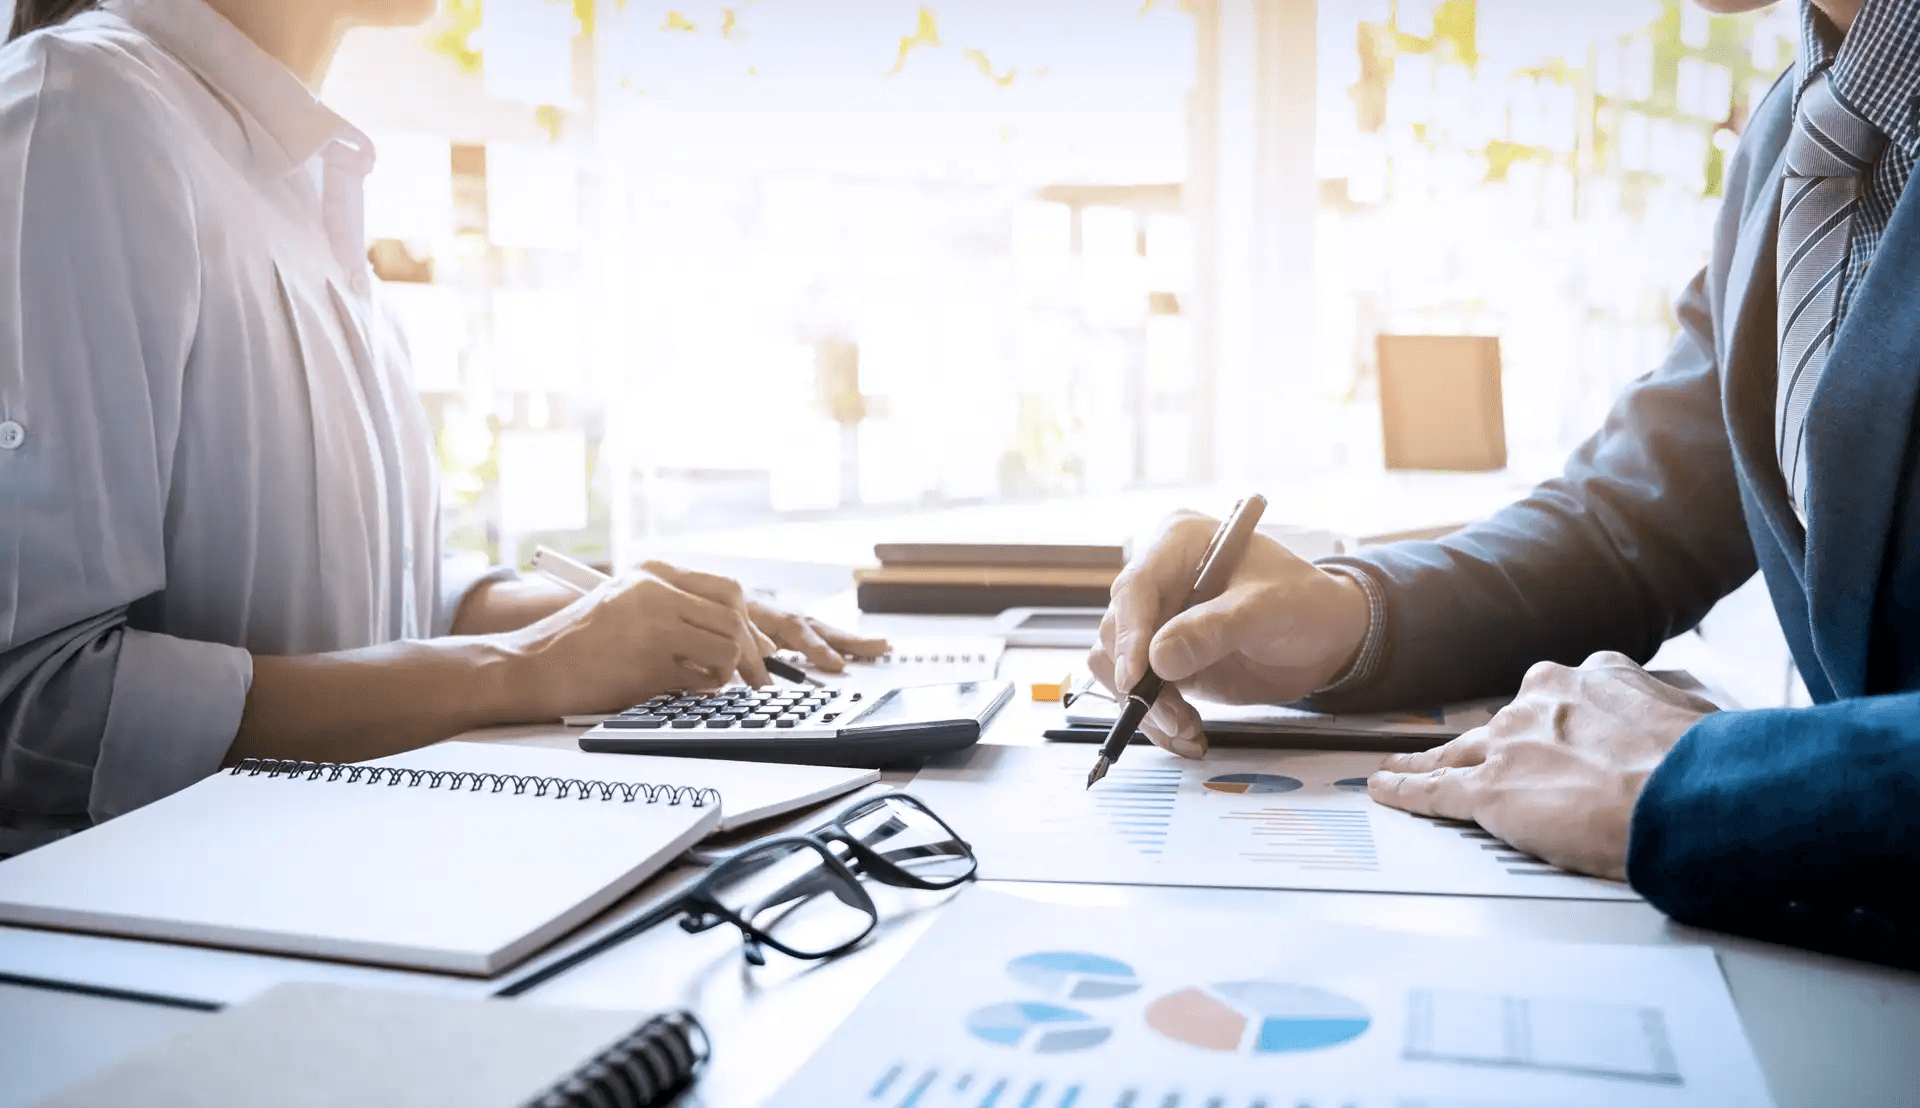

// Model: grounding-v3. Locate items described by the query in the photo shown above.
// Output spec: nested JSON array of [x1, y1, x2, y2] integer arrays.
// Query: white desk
[[3, 614, 1917, 1108]]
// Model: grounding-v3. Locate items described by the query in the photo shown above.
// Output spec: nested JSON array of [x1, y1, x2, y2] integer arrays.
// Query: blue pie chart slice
[[1006, 951, 1141, 999], [1203, 773, 1303, 795], [1146, 981, 1370, 1053], [966, 1002, 1112, 1053]]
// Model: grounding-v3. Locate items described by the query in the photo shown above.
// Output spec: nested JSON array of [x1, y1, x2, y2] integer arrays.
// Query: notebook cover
[[29, 983, 673, 1108], [0, 761, 721, 975]]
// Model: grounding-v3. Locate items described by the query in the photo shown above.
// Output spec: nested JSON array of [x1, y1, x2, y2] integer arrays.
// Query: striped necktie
[[1776, 70, 1886, 519]]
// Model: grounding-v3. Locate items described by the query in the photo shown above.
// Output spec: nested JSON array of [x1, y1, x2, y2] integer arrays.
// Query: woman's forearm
[[228, 636, 532, 765]]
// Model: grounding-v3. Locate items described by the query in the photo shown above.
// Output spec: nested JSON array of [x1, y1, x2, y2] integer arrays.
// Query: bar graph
[[1220, 807, 1378, 871], [1089, 767, 1182, 855], [865, 1063, 1358, 1108], [1440, 820, 1572, 878]]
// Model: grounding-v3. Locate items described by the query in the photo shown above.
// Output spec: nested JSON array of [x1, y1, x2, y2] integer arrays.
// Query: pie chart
[[1006, 951, 1142, 1000], [1146, 981, 1370, 1053], [1203, 773, 1303, 795], [966, 1002, 1112, 1053]]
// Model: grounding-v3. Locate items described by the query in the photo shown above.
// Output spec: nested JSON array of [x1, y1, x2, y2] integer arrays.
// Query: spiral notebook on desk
[[31, 982, 710, 1108], [0, 744, 869, 975]]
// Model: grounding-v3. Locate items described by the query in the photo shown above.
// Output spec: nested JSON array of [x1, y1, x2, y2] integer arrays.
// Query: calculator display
[[847, 682, 993, 729]]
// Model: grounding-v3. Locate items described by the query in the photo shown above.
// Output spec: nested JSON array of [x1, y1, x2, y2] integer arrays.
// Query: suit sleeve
[[1310, 265, 1758, 711], [1628, 697, 1920, 971]]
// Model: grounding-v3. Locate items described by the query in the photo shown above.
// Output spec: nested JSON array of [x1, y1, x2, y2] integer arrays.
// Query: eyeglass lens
[[704, 840, 875, 957], [833, 796, 975, 886]]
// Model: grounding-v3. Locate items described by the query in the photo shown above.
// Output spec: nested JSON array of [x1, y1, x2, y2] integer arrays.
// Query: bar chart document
[[907, 745, 1637, 900], [763, 890, 1773, 1108]]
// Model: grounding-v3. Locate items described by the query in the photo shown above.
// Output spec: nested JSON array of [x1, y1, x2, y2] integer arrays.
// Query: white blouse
[[0, 0, 488, 853]]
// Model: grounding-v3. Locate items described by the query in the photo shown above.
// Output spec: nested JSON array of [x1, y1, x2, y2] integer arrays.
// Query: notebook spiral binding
[[526, 1010, 712, 1108], [228, 758, 721, 807]]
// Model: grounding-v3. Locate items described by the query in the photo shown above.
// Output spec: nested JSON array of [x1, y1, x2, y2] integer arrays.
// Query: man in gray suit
[[1094, 0, 1920, 969]]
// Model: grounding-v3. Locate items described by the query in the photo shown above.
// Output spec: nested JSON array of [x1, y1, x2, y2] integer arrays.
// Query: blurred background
[[312, 0, 1791, 568], [13, 0, 1804, 572]]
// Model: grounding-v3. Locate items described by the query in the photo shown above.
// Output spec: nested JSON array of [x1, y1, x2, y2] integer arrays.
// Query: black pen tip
[[1085, 757, 1110, 790]]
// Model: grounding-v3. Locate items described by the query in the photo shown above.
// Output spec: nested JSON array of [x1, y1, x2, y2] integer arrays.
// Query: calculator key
[[740, 718, 769, 728], [705, 718, 736, 728], [604, 715, 668, 729], [747, 713, 775, 722], [775, 718, 798, 728], [670, 718, 701, 729], [820, 713, 838, 723]]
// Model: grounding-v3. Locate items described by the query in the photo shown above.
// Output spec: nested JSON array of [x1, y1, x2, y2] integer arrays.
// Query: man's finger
[[1087, 648, 1119, 696], [1367, 765, 1481, 821], [1148, 586, 1284, 682], [1379, 728, 1490, 774], [1140, 686, 1206, 758]]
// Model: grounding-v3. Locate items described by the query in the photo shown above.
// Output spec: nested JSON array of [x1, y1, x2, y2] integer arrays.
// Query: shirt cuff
[[91, 630, 253, 821], [1313, 560, 1388, 695], [436, 552, 519, 638]]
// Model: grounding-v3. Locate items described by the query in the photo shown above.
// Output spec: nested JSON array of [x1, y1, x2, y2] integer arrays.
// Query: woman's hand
[[498, 564, 759, 718], [742, 597, 890, 673]]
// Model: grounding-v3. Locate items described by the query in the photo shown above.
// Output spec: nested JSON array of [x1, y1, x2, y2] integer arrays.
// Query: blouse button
[[351, 272, 369, 295], [0, 421, 24, 450]]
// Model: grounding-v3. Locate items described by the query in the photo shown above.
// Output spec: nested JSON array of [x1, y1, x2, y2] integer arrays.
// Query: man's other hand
[[1088, 510, 1373, 758], [1368, 651, 1719, 880]]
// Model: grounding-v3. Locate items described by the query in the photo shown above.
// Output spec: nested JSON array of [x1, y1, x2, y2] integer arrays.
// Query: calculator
[[578, 680, 1015, 767]]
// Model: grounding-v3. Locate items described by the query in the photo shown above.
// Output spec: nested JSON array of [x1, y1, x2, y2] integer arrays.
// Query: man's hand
[[1368, 651, 1718, 880], [1087, 510, 1373, 757]]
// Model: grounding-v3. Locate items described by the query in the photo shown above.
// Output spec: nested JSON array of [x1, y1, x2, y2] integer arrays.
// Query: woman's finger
[[790, 619, 847, 673], [815, 620, 890, 659]]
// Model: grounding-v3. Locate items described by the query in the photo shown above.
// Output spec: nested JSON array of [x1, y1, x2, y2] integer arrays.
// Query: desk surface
[[2, 617, 1917, 1108]]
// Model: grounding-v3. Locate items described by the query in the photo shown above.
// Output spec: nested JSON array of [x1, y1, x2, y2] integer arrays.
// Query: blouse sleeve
[[0, 36, 251, 853]]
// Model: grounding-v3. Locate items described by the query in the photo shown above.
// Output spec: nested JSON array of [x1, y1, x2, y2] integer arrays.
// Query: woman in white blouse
[[0, 0, 883, 854]]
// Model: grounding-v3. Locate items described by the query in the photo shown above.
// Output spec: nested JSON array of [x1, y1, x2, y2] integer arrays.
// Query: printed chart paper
[[908, 745, 1637, 900], [764, 890, 1774, 1108]]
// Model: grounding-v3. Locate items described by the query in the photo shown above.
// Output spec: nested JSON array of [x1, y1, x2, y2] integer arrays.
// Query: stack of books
[[854, 541, 1127, 614]]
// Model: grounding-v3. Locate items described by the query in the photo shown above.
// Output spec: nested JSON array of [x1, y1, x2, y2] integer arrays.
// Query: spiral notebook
[[0, 744, 866, 975], [30, 982, 709, 1108]]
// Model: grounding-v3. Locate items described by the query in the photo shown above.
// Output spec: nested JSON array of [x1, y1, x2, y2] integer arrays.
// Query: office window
[[324, 0, 1797, 564]]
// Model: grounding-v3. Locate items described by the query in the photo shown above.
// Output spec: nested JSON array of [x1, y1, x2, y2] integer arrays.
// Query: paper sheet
[[764, 889, 1774, 1108], [907, 745, 1637, 901]]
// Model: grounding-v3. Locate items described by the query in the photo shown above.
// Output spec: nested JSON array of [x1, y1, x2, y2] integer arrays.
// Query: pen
[[1086, 494, 1268, 789], [528, 545, 824, 687]]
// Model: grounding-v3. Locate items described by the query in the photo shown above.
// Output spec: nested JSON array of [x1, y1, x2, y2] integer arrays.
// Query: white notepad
[[0, 744, 869, 975]]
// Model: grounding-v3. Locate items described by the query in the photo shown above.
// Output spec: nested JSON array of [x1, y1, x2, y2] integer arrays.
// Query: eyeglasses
[[497, 793, 975, 995], [676, 791, 976, 964]]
